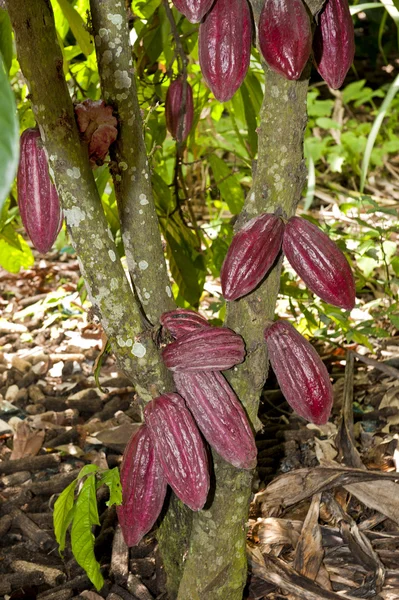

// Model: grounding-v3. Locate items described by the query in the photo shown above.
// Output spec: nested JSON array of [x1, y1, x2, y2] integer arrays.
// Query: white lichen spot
[[144, 173, 149, 179], [109, 41, 115, 49], [131, 175, 136, 182], [94, 237, 103, 250], [102, 50, 113, 65], [139, 194, 148, 205], [250, 192, 255, 202], [132, 342, 146, 358], [116, 46, 123, 58], [128, 116, 135, 126], [115, 70, 131, 89], [116, 93, 128, 101], [138, 260, 148, 271], [119, 162, 128, 171], [107, 13, 123, 29], [49, 154, 57, 162], [139, 209, 143, 215], [110, 278, 118, 290], [107, 228, 114, 241], [117, 336, 126, 347], [99, 28, 110, 38], [66, 167, 81, 179], [126, 338, 133, 347], [271, 86, 279, 98], [64, 207, 86, 228], [108, 249, 116, 262], [144, 292, 151, 299], [95, 34, 102, 47], [165, 285, 172, 298], [115, 37, 122, 44]]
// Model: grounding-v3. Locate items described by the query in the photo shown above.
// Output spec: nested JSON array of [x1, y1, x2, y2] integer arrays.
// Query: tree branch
[[89, 0, 175, 324]]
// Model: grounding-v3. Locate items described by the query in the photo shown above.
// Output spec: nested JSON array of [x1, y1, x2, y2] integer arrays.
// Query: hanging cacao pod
[[162, 327, 245, 372], [144, 393, 210, 510], [198, 0, 252, 102], [172, 0, 215, 23], [313, 0, 355, 89], [17, 128, 63, 255], [117, 425, 167, 547], [160, 309, 211, 338], [264, 320, 333, 425], [258, 0, 312, 80], [75, 99, 118, 166], [283, 216, 355, 310], [221, 213, 285, 301], [165, 79, 194, 142], [174, 370, 257, 469]]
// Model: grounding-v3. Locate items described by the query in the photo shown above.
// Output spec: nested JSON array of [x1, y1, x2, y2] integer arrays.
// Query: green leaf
[[78, 464, 100, 479], [208, 154, 244, 215], [97, 467, 122, 506], [0, 235, 34, 273], [0, 54, 19, 215], [55, 0, 94, 56], [0, 9, 13, 73], [133, 0, 162, 19], [71, 474, 103, 590], [0, 224, 22, 251], [350, 2, 384, 15], [165, 228, 205, 306], [53, 479, 77, 553]]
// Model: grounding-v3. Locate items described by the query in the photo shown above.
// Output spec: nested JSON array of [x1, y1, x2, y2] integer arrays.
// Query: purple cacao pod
[[172, 0, 215, 23], [162, 327, 245, 372], [174, 370, 257, 469], [117, 425, 167, 547], [313, 0, 355, 89], [264, 320, 333, 425], [198, 0, 252, 102], [144, 393, 210, 510], [17, 128, 63, 255], [165, 79, 194, 142], [160, 309, 211, 338], [221, 213, 285, 301], [283, 216, 355, 310], [258, 0, 312, 80], [75, 99, 118, 166]]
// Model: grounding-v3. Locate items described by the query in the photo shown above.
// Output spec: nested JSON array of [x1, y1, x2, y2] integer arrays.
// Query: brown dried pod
[[160, 309, 211, 338], [17, 128, 63, 254], [221, 213, 285, 301], [258, 0, 312, 80], [313, 0, 355, 89], [75, 99, 118, 166], [172, 0, 215, 23], [198, 0, 252, 102], [165, 79, 194, 142], [162, 327, 245, 372], [264, 320, 333, 425], [174, 370, 257, 469], [117, 425, 167, 547], [144, 393, 210, 510], [283, 216, 355, 310]]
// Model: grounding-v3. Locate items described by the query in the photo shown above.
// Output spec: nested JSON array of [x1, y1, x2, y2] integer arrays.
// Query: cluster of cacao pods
[[118, 309, 258, 546], [171, 0, 354, 101]]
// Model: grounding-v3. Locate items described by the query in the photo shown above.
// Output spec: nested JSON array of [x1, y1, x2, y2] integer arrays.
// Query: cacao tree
[[4, 0, 355, 597]]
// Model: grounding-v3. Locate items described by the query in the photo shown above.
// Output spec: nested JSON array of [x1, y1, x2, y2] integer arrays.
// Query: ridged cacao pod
[[160, 309, 211, 338], [313, 0, 355, 89], [172, 0, 215, 23], [283, 216, 355, 310], [198, 0, 252, 102], [174, 370, 257, 469], [162, 327, 245, 372], [221, 213, 285, 301], [75, 99, 118, 166], [165, 79, 194, 142], [258, 0, 312, 80], [264, 320, 333, 425], [144, 393, 210, 510], [117, 425, 167, 547], [17, 128, 63, 255]]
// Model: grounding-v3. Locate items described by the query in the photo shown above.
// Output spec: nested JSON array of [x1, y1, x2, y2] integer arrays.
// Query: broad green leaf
[[133, 0, 162, 19], [71, 474, 103, 590], [350, 3, 384, 15], [165, 229, 205, 306], [0, 224, 22, 251], [97, 467, 122, 506], [51, 0, 70, 40], [53, 479, 77, 553], [55, 0, 94, 57], [0, 54, 19, 215], [0, 9, 13, 73], [315, 117, 342, 130], [0, 235, 33, 273], [240, 80, 258, 156], [78, 464, 100, 479], [208, 154, 244, 215]]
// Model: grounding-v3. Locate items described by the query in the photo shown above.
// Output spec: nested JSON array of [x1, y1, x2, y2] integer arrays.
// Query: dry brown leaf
[[344, 480, 399, 525], [293, 493, 324, 581], [252, 518, 302, 555], [10, 420, 45, 459]]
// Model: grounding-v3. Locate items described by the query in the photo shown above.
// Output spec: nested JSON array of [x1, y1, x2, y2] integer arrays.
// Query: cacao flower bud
[[174, 370, 257, 469], [117, 425, 167, 547], [144, 393, 210, 510], [160, 309, 211, 338], [17, 128, 63, 255], [172, 0, 215, 23], [75, 99, 118, 166], [221, 213, 285, 301], [162, 327, 245, 372], [264, 320, 333, 425], [165, 79, 194, 142], [258, 0, 312, 80], [199, 0, 252, 102], [313, 0, 355, 89], [283, 216, 355, 310]]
